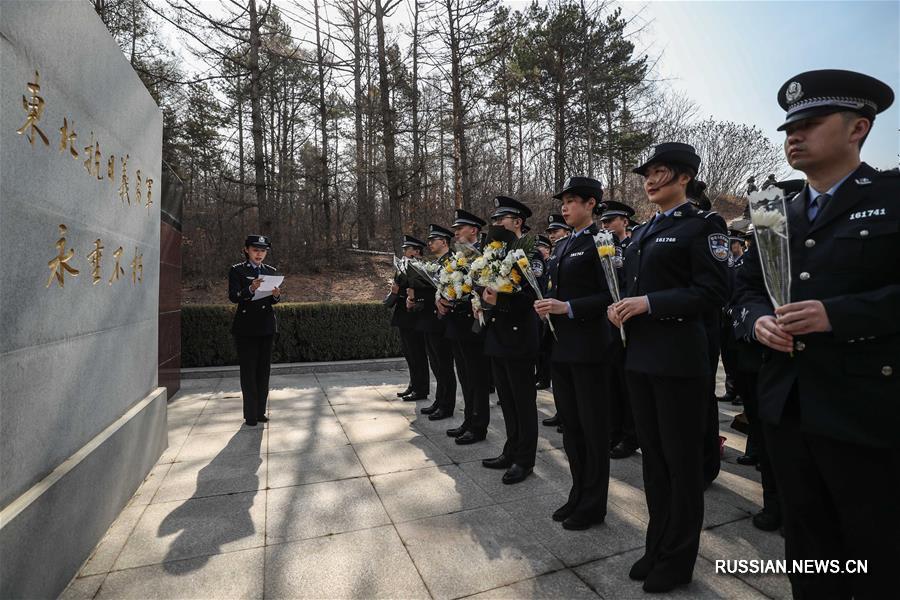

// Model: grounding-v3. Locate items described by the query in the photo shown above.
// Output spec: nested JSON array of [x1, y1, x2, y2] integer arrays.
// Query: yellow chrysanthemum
[[457, 257, 468, 267], [488, 240, 503, 250], [597, 245, 616, 258], [499, 283, 514, 293], [444, 263, 454, 273], [462, 284, 472, 294], [510, 270, 522, 284], [516, 257, 529, 269], [447, 287, 457, 299]]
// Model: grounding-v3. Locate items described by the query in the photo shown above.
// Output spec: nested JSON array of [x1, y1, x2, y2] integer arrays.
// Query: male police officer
[[411, 225, 457, 420], [391, 235, 430, 402], [738, 69, 898, 600], [441, 210, 491, 444]]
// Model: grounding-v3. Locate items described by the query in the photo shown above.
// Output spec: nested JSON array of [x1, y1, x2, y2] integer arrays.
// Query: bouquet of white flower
[[593, 230, 626, 347], [749, 186, 792, 309]]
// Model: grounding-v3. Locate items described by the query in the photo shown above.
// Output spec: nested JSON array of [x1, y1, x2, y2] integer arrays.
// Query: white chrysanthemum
[[750, 208, 786, 233]]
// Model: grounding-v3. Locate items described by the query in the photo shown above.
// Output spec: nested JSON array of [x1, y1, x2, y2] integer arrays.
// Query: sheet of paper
[[252, 275, 284, 301]]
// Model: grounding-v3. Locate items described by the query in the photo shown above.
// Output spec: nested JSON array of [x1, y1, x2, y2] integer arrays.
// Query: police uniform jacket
[[483, 250, 545, 360], [547, 224, 613, 363], [727, 251, 765, 374], [412, 256, 447, 335], [736, 163, 900, 448], [606, 235, 630, 353], [622, 202, 729, 377], [229, 261, 280, 336], [390, 274, 418, 330]]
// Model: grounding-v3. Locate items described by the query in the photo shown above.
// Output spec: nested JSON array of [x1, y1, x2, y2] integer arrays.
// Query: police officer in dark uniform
[[412, 225, 457, 420], [228, 235, 282, 426], [717, 228, 747, 407], [389, 235, 430, 402], [535, 176, 613, 530], [539, 215, 573, 426], [534, 234, 554, 391], [441, 210, 491, 445], [599, 200, 640, 460], [481, 196, 544, 484], [737, 69, 898, 600], [608, 143, 729, 593]]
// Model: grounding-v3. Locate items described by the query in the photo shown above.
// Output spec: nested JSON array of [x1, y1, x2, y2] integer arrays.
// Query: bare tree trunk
[[517, 90, 524, 193], [353, 0, 369, 249], [248, 0, 267, 232], [605, 108, 615, 201], [446, 0, 471, 209], [374, 0, 403, 254], [410, 0, 423, 229], [503, 94, 513, 193], [314, 0, 332, 251]]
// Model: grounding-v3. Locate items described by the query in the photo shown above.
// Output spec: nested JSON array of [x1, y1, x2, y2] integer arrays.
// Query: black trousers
[[703, 332, 721, 483], [764, 415, 899, 600], [424, 331, 455, 411], [235, 334, 274, 423], [553, 361, 610, 519], [399, 327, 430, 395], [734, 370, 778, 512], [628, 372, 706, 581], [609, 354, 638, 449], [492, 357, 537, 469], [451, 339, 491, 434]]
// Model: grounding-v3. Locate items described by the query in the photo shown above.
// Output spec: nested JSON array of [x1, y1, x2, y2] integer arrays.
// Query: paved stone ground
[[62, 369, 790, 600]]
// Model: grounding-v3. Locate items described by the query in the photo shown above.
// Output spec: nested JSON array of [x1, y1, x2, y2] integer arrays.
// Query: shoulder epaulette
[[877, 167, 900, 177], [231, 262, 244, 268], [703, 211, 719, 219]]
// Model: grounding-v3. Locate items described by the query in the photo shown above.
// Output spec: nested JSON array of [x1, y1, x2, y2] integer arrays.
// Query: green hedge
[[182, 302, 402, 367]]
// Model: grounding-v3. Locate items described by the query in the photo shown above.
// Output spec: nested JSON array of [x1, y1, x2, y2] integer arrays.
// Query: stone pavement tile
[[500, 493, 647, 567], [167, 405, 203, 438], [266, 416, 350, 453], [426, 432, 506, 465], [464, 569, 600, 599], [332, 398, 399, 422], [371, 464, 495, 523], [212, 377, 242, 396], [720, 458, 763, 484], [265, 406, 339, 430], [190, 409, 269, 435], [265, 477, 390, 544], [396, 504, 564, 600], [608, 477, 649, 523], [708, 467, 764, 513], [342, 414, 420, 444], [114, 490, 266, 570], [264, 526, 429, 599], [59, 574, 105, 600], [324, 385, 387, 405], [266, 445, 366, 488], [700, 518, 791, 600], [168, 390, 211, 411], [574, 549, 770, 600], [458, 454, 569, 505], [354, 436, 453, 476], [80, 505, 146, 576], [406, 412, 462, 437], [98, 547, 265, 599], [177, 377, 222, 392], [157, 433, 188, 465], [268, 392, 331, 411], [175, 428, 266, 463], [199, 395, 245, 415], [386, 397, 420, 418], [152, 453, 266, 504], [268, 373, 321, 389], [128, 462, 172, 507]]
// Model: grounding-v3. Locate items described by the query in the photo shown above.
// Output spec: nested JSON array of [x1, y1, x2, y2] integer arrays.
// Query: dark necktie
[[808, 192, 831, 222]]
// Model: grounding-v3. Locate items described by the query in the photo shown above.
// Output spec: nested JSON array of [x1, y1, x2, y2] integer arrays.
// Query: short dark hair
[[840, 111, 871, 149]]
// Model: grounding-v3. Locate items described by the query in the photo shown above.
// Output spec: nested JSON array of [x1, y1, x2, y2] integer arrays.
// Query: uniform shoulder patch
[[531, 259, 545, 277], [708, 233, 729, 262]]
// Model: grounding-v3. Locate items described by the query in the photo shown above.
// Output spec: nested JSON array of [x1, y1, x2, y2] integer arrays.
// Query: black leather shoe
[[642, 569, 691, 593], [736, 454, 758, 466], [542, 414, 560, 427], [562, 513, 604, 530], [257, 415, 269, 423], [455, 431, 486, 445], [396, 386, 412, 398], [420, 403, 439, 415], [244, 420, 258, 427], [752, 508, 782, 532], [610, 441, 637, 459], [428, 408, 452, 421], [403, 392, 429, 402], [482, 455, 512, 469], [536, 381, 551, 390], [501, 464, 533, 484], [552, 501, 576, 522], [629, 555, 654, 581], [446, 425, 466, 438]]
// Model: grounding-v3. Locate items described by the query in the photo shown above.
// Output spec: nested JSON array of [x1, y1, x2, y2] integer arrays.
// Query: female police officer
[[607, 143, 728, 593], [534, 177, 613, 531], [228, 235, 282, 427]]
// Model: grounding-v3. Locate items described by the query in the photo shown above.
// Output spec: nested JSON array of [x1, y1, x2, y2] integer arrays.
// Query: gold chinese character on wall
[[135, 169, 143, 207], [59, 117, 79, 158], [83, 132, 102, 180], [131, 247, 143, 284], [17, 71, 49, 146], [145, 178, 154, 209], [47, 224, 79, 288], [87, 239, 104, 285], [107, 154, 115, 181], [108, 246, 124, 285], [118, 154, 130, 204]]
